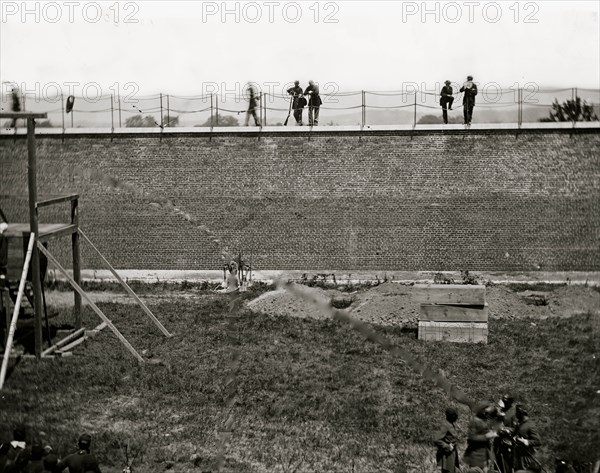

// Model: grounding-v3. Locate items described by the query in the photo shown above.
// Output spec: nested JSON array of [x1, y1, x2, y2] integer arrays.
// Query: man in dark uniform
[[463, 402, 498, 470], [513, 405, 542, 473], [244, 85, 260, 127], [459, 75, 478, 125], [55, 434, 101, 473], [41, 454, 58, 473], [440, 80, 454, 124], [286, 81, 305, 125], [433, 407, 461, 473], [494, 394, 517, 473], [1, 425, 31, 472], [304, 80, 322, 126]]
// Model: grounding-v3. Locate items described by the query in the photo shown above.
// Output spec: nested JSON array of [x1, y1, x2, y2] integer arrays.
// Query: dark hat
[[294, 80, 299, 85], [43, 453, 59, 468], [13, 425, 26, 441], [444, 80, 451, 85], [467, 75, 473, 80], [78, 433, 92, 447], [31, 444, 45, 460]]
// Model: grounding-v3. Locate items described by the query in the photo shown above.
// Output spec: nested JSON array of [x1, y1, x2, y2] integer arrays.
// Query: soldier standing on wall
[[244, 84, 261, 127], [304, 80, 322, 126], [287, 81, 306, 126], [440, 80, 454, 124], [459, 75, 478, 125]]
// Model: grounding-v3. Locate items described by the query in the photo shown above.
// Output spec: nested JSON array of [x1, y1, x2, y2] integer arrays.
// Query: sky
[[1, 0, 599, 100]]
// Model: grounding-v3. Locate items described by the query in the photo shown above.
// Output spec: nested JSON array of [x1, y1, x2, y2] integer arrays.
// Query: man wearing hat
[[433, 407, 461, 473], [513, 405, 542, 472], [463, 402, 498, 470], [304, 80, 322, 126], [55, 434, 102, 473], [286, 81, 306, 125], [459, 75, 478, 125], [439, 81, 455, 124]]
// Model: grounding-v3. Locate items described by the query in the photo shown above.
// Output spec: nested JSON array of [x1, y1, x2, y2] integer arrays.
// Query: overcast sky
[[1, 0, 599, 99]]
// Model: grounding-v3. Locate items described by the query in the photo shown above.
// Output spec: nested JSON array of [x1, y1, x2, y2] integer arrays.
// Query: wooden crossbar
[[37, 243, 144, 363], [79, 229, 172, 337]]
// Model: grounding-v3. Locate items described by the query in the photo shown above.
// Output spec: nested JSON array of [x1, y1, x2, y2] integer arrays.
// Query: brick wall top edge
[[1, 126, 599, 140]]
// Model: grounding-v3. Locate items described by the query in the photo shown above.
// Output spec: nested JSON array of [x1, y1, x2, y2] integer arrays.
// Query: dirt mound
[[246, 283, 600, 326], [347, 282, 416, 327], [246, 286, 343, 320]]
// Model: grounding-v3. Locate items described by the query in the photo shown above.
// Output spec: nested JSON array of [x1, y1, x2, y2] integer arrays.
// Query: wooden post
[[61, 94, 65, 133], [111, 94, 114, 132], [0, 233, 35, 389], [216, 94, 219, 126], [78, 229, 171, 337], [160, 93, 164, 128], [71, 198, 82, 328], [413, 92, 417, 127], [362, 90, 366, 127], [27, 118, 44, 359], [118, 93, 122, 128], [166, 94, 170, 127]]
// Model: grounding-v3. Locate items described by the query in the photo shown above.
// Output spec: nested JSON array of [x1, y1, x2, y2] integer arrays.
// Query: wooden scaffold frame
[[0, 112, 171, 387]]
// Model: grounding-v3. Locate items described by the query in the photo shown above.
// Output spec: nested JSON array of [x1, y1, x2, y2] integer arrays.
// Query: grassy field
[[1, 283, 598, 472]]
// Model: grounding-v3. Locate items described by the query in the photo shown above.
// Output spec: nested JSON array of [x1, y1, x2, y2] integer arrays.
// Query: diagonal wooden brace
[[79, 229, 171, 337], [37, 243, 144, 363]]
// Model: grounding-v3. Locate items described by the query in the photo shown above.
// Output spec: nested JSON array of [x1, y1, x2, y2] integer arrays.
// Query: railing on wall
[[1, 87, 599, 130]]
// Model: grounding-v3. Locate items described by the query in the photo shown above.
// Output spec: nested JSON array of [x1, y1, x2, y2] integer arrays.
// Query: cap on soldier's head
[[44, 454, 59, 469], [78, 433, 92, 447], [13, 425, 26, 441], [294, 80, 299, 85], [445, 80, 451, 85], [467, 75, 473, 80]]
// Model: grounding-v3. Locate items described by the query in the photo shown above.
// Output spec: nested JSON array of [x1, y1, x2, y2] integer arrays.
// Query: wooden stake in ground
[[0, 233, 35, 390]]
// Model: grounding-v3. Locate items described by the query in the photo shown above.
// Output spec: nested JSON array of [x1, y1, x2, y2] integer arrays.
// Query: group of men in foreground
[[0, 430, 101, 473], [435, 395, 542, 473]]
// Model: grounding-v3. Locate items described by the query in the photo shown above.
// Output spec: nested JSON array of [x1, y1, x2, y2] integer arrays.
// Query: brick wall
[[1, 128, 599, 270]]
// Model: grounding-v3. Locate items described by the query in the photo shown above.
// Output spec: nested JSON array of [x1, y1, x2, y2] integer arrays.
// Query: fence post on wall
[[118, 93, 122, 128], [518, 88, 522, 128], [263, 93, 267, 126], [413, 92, 417, 128], [166, 94, 170, 127], [216, 94, 219, 126], [259, 92, 263, 127], [361, 90, 365, 128], [111, 94, 114, 133], [159, 93, 164, 128], [210, 94, 214, 126], [61, 93, 65, 133]]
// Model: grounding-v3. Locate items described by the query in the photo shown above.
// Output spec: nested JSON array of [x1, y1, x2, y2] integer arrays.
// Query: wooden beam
[[0, 112, 48, 119], [413, 284, 486, 305], [27, 117, 44, 360], [41, 328, 85, 356], [71, 199, 81, 328], [57, 336, 86, 353], [36, 194, 80, 208], [418, 321, 488, 344], [0, 233, 34, 390], [420, 304, 488, 323], [38, 224, 78, 243], [37, 243, 144, 363], [79, 229, 172, 337]]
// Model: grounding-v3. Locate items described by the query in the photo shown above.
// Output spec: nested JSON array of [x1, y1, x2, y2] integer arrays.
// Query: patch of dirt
[[246, 283, 600, 326]]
